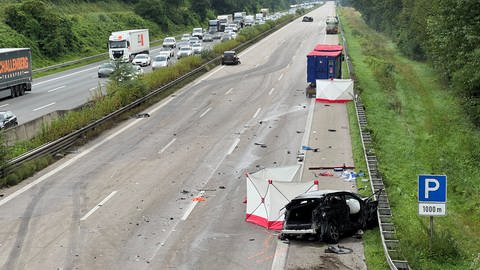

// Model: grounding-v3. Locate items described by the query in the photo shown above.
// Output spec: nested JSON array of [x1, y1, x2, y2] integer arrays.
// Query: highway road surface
[[0, 35, 220, 125], [0, 2, 357, 270]]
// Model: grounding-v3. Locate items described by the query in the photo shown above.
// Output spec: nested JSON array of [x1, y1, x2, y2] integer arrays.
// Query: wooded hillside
[[0, 0, 291, 66], [343, 0, 480, 126]]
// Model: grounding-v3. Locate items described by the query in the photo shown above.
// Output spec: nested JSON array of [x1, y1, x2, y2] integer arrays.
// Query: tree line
[[342, 0, 480, 126], [2, 0, 291, 59]]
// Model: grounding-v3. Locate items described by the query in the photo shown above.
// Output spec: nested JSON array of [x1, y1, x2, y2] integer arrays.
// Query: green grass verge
[[340, 7, 480, 270]]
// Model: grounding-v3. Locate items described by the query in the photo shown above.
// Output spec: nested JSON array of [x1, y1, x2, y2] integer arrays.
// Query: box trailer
[[0, 48, 32, 99], [306, 45, 343, 97], [108, 29, 150, 62]]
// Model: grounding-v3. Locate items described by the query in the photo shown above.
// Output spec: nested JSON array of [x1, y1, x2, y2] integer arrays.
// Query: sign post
[[418, 175, 447, 251]]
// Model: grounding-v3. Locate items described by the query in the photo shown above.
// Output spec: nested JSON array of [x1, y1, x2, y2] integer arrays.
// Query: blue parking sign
[[418, 175, 447, 203]]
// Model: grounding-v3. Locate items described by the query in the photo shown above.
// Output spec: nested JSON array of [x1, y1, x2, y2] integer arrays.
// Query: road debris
[[135, 113, 150, 118], [325, 245, 353, 254], [302, 145, 319, 152], [254, 142, 267, 148], [328, 129, 337, 132]]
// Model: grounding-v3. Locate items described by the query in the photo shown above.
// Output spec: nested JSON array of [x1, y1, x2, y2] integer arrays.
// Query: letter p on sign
[[418, 175, 447, 203], [425, 178, 439, 199]]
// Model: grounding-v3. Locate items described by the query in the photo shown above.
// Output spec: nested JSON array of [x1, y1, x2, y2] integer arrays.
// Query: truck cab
[[108, 29, 149, 62]]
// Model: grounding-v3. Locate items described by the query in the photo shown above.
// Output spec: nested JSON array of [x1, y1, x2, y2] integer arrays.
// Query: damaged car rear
[[280, 190, 380, 243]]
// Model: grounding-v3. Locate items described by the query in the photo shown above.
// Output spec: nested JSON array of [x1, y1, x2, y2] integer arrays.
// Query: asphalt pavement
[[0, 2, 366, 270]]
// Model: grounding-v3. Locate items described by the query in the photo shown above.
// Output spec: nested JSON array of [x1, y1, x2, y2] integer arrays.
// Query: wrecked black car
[[280, 190, 379, 243]]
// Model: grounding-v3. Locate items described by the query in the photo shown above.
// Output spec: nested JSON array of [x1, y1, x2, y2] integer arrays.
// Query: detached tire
[[324, 222, 340, 243]]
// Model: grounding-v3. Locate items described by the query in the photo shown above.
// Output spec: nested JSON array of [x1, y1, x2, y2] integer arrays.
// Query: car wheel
[[324, 222, 340, 243]]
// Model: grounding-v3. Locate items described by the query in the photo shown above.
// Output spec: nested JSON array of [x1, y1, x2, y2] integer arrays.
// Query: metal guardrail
[[337, 9, 411, 270], [3, 15, 297, 176]]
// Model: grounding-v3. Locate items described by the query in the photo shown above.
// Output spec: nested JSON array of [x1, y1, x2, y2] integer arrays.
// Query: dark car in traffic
[[0, 111, 18, 130], [302, 16, 314, 22], [221, 51, 240, 65], [280, 190, 380, 243], [97, 62, 116, 78]]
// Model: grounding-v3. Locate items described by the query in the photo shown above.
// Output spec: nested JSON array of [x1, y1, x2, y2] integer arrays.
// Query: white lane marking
[[297, 98, 316, 181], [0, 104, 9, 108], [194, 65, 226, 86], [252, 108, 261, 119], [278, 73, 284, 81], [225, 88, 233, 95], [149, 96, 174, 114], [268, 88, 275, 96], [48, 86, 65, 93], [0, 96, 174, 208], [199, 107, 212, 118], [181, 190, 206, 221], [33, 102, 56, 111], [80, 191, 118, 221], [287, 63, 290, 68], [159, 138, 176, 154], [227, 138, 240, 155], [146, 137, 238, 265], [33, 66, 98, 86], [271, 240, 289, 270]]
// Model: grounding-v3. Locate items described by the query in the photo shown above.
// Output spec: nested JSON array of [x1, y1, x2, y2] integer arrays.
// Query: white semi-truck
[[217, 14, 233, 32], [233, 12, 246, 27], [108, 29, 149, 61]]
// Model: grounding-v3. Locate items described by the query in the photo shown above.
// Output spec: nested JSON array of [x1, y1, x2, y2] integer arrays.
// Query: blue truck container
[[306, 50, 342, 82], [305, 44, 343, 97]]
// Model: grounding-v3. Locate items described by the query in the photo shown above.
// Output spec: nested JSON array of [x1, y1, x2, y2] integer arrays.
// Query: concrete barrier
[[3, 111, 68, 145]]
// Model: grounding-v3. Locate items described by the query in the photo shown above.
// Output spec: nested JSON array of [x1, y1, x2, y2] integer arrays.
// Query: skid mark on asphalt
[[3, 183, 49, 269], [247, 233, 276, 264]]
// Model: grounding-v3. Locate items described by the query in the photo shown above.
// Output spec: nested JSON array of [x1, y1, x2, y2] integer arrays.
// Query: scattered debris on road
[[302, 145, 319, 152], [135, 113, 150, 118], [325, 245, 353, 254], [254, 142, 267, 148]]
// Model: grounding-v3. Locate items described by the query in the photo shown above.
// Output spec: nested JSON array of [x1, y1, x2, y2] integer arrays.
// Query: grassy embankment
[[340, 7, 480, 270]]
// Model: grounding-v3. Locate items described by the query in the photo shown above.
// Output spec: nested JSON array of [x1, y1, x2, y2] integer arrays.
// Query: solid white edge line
[[199, 107, 212, 118], [80, 191, 118, 221], [0, 97, 174, 208], [181, 190, 206, 221], [33, 102, 56, 111], [252, 108, 261, 119], [268, 88, 275, 96], [149, 96, 175, 115], [0, 104, 9, 108], [297, 98, 316, 181], [271, 240, 289, 270], [227, 138, 240, 155], [159, 138, 176, 154]]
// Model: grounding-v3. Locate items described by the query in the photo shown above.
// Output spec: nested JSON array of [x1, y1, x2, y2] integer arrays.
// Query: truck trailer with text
[[0, 48, 32, 99]]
